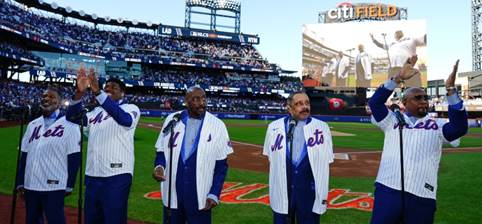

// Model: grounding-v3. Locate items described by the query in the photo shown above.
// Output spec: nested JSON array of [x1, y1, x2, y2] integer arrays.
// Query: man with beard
[[66, 66, 140, 224], [263, 91, 334, 223], [368, 57, 468, 224], [152, 86, 232, 224], [16, 87, 81, 223]]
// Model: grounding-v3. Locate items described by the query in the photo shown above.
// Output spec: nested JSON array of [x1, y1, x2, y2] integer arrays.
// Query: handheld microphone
[[162, 113, 182, 134], [12, 105, 32, 117], [287, 119, 297, 141], [390, 104, 406, 126], [13, 105, 31, 111]]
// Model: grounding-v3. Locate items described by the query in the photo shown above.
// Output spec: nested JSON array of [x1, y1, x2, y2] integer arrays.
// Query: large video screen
[[302, 19, 427, 88]]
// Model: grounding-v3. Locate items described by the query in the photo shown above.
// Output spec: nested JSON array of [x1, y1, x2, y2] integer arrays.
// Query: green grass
[[139, 118, 482, 150], [1, 121, 481, 223]]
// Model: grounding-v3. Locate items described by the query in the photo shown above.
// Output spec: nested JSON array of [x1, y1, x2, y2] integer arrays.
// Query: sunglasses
[[412, 95, 429, 101]]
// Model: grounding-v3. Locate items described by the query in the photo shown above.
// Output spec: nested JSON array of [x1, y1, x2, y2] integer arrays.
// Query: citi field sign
[[321, 2, 405, 23]]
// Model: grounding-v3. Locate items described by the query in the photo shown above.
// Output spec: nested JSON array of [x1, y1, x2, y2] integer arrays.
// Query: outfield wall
[[140, 109, 482, 127], [141, 109, 372, 123]]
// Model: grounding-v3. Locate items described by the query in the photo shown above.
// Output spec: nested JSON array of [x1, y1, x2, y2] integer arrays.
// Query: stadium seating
[[0, 1, 272, 69], [0, 1, 303, 121]]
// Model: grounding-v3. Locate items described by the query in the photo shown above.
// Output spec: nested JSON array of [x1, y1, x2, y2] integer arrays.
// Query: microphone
[[287, 119, 297, 141], [390, 104, 406, 126], [14, 105, 31, 112], [12, 105, 32, 116], [162, 113, 182, 134]]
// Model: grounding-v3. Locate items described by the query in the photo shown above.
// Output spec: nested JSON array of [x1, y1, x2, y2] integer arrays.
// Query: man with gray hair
[[263, 91, 334, 223], [152, 86, 233, 224]]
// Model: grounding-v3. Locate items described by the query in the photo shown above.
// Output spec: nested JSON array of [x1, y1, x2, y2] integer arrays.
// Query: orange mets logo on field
[[144, 182, 374, 212]]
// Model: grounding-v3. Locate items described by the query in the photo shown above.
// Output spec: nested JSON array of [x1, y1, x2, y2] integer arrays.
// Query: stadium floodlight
[[105, 16, 111, 22], [65, 6, 72, 13], [214, 0, 240, 12], [91, 13, 98, 20], [132, 19, 138, 25], [50, 2, 58, 9], [38, 0, 44, 5], [146, 21, 153, 27], [117, 17, 124, 23], [217, 0, 226, 8], [186, 0, 216, 9], [79, 10, 85, 16]]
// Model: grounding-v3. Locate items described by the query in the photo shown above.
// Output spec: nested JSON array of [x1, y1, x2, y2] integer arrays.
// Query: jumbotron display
[[302, 19, 427, 88]]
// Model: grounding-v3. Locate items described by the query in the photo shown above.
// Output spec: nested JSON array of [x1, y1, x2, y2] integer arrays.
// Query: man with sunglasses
[[368, 56, 468, 224]]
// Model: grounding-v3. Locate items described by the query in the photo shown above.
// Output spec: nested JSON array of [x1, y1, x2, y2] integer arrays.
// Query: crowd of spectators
[[0, 2, 302, 120], [135, 68, 302, 91], [0, 80, 72, 120], [125, 93, 286, 113], [0, 79, 289, 121], [0, 1, 272, 69], [0, 42, 44, 63]]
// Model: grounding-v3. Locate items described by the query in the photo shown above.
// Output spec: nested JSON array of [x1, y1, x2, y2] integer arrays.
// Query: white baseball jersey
[[389, 36, 425, 68], [84, 103, 140, 177], [336, 56, 350, 79], [355, 52, 373, 80], [155, 111, 233, 209], [372, 111, 451, 199], [21, 116, 80, 191], [263, 117, 334, 215]]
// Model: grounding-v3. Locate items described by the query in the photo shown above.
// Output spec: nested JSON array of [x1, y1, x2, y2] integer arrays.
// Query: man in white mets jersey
[[368, 57, 468, 224], [263, 91, 334, 223], [66, 67, 140, 224], [16, 87, 81, 224], [152, 86, 232, 224]]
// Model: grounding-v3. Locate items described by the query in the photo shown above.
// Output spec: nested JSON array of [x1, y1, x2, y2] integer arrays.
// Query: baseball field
[[1, 117, 481, 223]]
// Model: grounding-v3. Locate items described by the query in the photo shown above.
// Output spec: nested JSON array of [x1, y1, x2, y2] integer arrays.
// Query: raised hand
[[74, 65, 90, 100], [87, 67, 100, 95], [445, 59, 459, 88], [396, 55, 420, 82]]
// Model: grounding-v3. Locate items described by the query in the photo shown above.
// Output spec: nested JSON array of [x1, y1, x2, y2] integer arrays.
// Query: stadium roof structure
[[185, 0, 241, 33], [186, 0, 241, 13], [14, 0, 160, 29], [280, 69, 297, 74]]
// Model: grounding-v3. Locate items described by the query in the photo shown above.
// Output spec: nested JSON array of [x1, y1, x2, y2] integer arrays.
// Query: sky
[[45, 0, 472, 81]]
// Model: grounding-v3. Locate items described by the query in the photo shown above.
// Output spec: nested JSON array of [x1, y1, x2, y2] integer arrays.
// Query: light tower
[[184, 0, 241, 33], [472, 0, 482, 71]]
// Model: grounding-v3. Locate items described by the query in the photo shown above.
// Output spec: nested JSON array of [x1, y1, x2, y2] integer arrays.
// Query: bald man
[[153, 86, 233, 224], [368, 57, 468, 224]]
